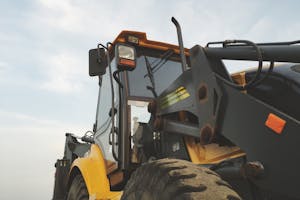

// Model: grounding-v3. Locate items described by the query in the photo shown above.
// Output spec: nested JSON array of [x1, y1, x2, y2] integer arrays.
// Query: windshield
[[127, 48, 183, 98]]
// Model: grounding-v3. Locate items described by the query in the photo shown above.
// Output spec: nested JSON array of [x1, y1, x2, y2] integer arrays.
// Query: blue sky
[[1, 0, 300, 199]]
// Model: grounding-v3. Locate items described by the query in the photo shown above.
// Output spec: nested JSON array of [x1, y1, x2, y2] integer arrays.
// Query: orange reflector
[[119, 58, 135, 67], [265, 113, 286, 134]]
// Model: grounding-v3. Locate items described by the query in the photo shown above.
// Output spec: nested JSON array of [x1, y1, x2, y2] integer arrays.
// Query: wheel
[[67, 174, 89, 200], [121, 158, 241, 200]]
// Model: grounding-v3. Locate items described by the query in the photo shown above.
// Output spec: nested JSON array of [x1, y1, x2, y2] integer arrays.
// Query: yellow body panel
[[185, 137, 245, 164], [70, 144, 122, 200], [69, 139, 243, 200]]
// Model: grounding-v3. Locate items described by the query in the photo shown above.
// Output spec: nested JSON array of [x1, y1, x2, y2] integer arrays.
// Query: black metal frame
[[52, 133, 91, 200], [152, 42, 300, 198]]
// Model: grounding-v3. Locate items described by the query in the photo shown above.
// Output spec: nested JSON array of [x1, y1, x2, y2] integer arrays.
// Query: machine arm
[[205, 41, 300, 63]]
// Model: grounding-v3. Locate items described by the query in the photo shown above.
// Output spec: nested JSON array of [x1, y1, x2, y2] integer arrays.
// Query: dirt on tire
[[121, 158, 241, 200]]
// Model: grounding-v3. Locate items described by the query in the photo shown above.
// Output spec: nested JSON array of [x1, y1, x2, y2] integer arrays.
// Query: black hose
[[248, 61, 274, 88], [113, 70, 123, 88], [212, 40, 275, 90]]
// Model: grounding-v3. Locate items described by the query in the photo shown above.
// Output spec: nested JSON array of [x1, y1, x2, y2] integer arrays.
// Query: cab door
[[94, 61, 119, 174]]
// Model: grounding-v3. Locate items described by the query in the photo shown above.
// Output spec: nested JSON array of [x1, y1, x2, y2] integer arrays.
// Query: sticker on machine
[[159, 86, 190, 109]]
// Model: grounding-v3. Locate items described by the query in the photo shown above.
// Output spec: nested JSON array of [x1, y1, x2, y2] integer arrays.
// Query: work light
[[115, 44, 136, 71]]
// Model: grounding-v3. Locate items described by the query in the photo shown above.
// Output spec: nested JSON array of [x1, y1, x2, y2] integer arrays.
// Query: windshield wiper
[[151, 49, 174, 73], [144, 56, 158, 97], [144, 49, 174, 78]]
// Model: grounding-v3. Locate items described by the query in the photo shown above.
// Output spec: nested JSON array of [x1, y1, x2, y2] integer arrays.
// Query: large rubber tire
[[67, 174, 89, 200], [121, 158, 241, 200]]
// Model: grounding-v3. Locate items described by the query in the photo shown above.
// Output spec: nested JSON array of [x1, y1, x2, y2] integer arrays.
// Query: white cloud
[[35, 0, 86, 33], [0, 61, 14, 84], [29, 0, 176, 94], [40, 52, 85, 93], [33, 0, 154, 38], [0, 61, 7, 71], [0, 109, 89, 199]]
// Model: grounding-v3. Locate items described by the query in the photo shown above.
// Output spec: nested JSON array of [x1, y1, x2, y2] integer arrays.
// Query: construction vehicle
[[52, 17, 300, 200]]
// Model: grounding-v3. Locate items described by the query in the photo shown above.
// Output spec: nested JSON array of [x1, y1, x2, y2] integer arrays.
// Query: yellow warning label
[[159, 86, 190, 109]]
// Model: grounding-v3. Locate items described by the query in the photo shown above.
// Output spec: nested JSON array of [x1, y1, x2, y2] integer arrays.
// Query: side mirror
[[89, 48, 107, 76], [115, 43, 137, 71]]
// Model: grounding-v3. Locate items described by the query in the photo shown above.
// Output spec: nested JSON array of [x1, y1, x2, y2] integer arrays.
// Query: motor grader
[[52, 18, 300, 200]]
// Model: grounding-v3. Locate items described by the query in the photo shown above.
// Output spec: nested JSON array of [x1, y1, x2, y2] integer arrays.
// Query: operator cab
[[89, 31, 189, 187]]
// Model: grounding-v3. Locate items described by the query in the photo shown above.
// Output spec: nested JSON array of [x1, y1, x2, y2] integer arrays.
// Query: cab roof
[[111, 30, 189, 55]]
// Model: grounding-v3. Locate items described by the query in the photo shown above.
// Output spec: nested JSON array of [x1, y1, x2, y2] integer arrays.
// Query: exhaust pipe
[[171, 17, 188, 72]]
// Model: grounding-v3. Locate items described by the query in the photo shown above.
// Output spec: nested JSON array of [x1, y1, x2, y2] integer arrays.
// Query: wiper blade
[[144, 56, 157, 97], [151, 49, 174, 72], [145, 56, 155, 87], [144, 49, 174, 78]]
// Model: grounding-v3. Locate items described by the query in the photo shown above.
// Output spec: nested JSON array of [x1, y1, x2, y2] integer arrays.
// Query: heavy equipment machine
[[52, 17, 300, 200]]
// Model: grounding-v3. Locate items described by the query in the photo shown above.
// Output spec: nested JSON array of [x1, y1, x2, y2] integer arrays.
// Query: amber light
[[127, 35, 139, 44], [119, 58, 135, 67]]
